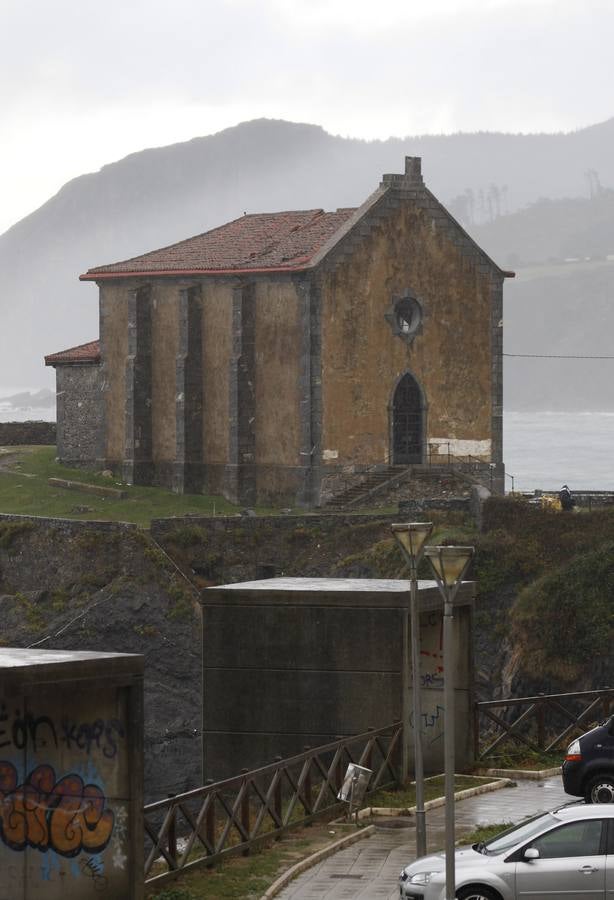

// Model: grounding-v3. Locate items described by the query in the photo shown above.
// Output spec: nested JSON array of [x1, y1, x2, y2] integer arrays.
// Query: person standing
[[559, 484, 575, 511]]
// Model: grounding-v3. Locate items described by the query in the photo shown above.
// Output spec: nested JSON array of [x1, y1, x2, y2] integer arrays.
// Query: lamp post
[[391, 521, 433, 859], [424, 545, 474, 900]]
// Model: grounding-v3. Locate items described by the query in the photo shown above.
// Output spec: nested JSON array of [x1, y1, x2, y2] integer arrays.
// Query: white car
[[399, 802, 614, 899]]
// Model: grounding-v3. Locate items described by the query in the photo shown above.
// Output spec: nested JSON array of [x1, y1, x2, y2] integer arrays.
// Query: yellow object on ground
[[540, 495, 562, 511]]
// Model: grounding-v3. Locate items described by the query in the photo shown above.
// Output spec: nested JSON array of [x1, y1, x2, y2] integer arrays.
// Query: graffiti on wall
[[0, 697, 130, 895], [414, 611, 446, 744], [0, 762, 115, 856], [419, 611, 444, 690], [0, 703, 125, 759]]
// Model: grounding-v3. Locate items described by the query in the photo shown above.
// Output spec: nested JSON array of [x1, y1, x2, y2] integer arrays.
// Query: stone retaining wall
[[150, 510, 399, 542], [0, 421, 56, 445], [398, 497, 471, 515], [0, 512, 136, 533]]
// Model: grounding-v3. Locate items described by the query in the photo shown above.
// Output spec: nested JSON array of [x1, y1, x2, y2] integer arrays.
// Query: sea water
[[1, 393, 613, 493], [504, 411, 614, 492]]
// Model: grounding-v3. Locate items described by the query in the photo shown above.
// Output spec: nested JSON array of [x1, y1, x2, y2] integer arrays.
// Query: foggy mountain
[[2, 116, 614, 408], [472, 190, 614, 268]]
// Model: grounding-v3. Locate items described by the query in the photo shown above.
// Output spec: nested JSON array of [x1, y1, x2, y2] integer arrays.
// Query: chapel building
[[45, 158, 513, 507]]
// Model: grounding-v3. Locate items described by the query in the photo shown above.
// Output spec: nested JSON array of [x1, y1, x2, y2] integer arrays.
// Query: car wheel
[[457, 887, 501, 900], [585, 775, 614, 803]]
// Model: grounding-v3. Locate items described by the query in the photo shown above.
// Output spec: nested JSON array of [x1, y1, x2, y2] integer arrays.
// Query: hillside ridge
[[3, 116, 614, 410]]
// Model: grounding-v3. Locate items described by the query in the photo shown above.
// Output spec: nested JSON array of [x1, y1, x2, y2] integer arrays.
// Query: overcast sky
[[1, 0, 613, 234]]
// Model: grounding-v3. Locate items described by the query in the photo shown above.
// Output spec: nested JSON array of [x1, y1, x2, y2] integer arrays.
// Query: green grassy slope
[[0, 446, 242, 526]]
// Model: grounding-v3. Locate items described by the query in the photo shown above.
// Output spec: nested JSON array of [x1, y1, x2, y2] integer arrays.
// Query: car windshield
[[481, 813, 560, 854]]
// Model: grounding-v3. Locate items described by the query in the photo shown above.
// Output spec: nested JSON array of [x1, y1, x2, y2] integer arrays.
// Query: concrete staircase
[[322, 460, 494, 511], [323, 466, 410, 510]]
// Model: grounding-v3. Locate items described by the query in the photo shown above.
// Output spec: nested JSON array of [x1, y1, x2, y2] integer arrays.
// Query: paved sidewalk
[[275, 777, 569, 900]]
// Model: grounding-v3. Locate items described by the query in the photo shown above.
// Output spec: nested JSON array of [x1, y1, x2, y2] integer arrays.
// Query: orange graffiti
[[0, 762, 115, 857]]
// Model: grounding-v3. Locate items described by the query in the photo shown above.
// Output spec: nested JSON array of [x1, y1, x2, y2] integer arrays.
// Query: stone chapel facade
[[46, 158, 513, 506]]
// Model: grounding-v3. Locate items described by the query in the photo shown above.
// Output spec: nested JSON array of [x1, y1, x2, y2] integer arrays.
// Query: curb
[[260, 825, 375, 899], [358, 776, 515, 819], [482, 766, 561, 780], [260, 778, 513, 898]]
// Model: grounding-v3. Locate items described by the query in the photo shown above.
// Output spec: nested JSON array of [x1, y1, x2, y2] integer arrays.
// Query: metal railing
[[426, 444, 498, 491], [474, 688, 614, 761], [144, 722, 402, 885]]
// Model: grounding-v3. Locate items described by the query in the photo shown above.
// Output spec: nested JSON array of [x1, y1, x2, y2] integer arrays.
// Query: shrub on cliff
[[510, 542, 614, 685]]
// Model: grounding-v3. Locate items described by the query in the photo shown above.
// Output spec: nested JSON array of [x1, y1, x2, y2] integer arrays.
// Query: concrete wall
[[201, 578, 474, 781], [55, 365, 102, 465], [0, 650, 143, 900]]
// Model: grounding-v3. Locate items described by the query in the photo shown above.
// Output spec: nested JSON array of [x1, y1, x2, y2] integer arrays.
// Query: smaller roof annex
[[45, 340, 101, 367], [80, 208, 357, 280]]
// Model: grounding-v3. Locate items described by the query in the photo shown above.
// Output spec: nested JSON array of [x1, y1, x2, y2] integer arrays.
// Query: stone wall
[[150, 510, 399, 542], [399, 497, 471, 516], [0, 421, 56, 445], [85, 162, 508, 506], [317, 179, 500, 477], [55, 364, 103, 465], [98, 276, 306, 504]]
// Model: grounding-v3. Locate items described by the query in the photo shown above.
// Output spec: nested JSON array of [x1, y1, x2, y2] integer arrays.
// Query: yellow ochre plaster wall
[[254, 280, 301, 467], [319, 201, 493, 467]]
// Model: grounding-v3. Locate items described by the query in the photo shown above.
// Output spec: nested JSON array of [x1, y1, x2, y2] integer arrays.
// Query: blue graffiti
[[422, 705, 445, 729], [420, 673, 444, 688], [410, 704, 445, 732]]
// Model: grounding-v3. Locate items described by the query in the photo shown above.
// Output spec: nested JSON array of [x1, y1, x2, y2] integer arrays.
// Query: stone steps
[[324, 467, 408, 510]]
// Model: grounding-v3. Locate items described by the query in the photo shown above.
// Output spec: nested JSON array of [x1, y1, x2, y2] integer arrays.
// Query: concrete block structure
[[0, 649, 144, 900], [46, 158, 512, 505], [201, 577, 475, 782]]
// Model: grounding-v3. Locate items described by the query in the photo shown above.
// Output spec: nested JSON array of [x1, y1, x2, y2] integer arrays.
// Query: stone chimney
[[380, 156, 424, 189]]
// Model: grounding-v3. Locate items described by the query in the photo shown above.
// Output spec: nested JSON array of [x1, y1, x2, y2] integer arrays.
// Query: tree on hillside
[[585, 169, 603, 199]]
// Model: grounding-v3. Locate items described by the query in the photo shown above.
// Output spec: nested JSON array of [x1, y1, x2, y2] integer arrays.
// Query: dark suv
[[563, 718, 614, 802]]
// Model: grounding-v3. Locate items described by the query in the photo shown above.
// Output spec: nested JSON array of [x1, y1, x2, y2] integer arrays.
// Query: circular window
[[385, 291, 423, 344], [396, 299, 416, 334]]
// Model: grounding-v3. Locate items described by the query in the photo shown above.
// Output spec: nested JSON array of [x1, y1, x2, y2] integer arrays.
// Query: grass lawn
[[0, 446, 288, 527], [145, 822, 360, 899], [369, 774, 500, 809], [478, 750, 563, 771]]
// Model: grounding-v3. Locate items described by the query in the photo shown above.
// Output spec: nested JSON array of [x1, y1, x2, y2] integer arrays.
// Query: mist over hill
[[2, 116, 614, 409]]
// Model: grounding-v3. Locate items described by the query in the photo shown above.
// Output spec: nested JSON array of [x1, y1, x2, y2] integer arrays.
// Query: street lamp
[[391, 521, 433, 858], [424, 544, 475, 900]]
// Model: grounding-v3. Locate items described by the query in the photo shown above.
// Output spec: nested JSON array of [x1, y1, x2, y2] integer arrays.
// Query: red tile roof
[[80, 209, 357, 280], [45, 340, 101, 366]]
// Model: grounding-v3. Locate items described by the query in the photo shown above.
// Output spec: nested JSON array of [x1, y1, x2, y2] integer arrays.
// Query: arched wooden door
[[392, 373, 424, 465]]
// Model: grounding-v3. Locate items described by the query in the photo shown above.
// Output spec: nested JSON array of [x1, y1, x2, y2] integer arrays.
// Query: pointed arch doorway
[[391, 373, 425, 465]]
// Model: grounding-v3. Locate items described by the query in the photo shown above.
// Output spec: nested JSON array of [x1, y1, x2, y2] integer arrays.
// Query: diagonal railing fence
[[474, 688, 614, 761], [144, 721, 402, 886]]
